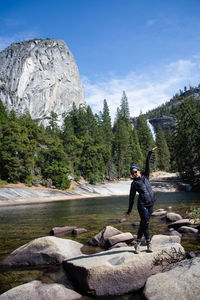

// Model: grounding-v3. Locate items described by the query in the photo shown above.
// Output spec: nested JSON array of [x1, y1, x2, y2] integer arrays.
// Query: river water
[[0, 192, 199, 299]]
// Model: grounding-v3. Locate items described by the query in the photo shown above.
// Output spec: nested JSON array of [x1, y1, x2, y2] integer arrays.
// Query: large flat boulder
[[152, 210, 167, 217], [151, 234, 181, 246], [1, 236, 83, 266], [177, 226, 199, 234], [144, 257, 200, 300], [168, 218, 195, 229], [63, 243, 185, 296], [0, 280, 81, 300]]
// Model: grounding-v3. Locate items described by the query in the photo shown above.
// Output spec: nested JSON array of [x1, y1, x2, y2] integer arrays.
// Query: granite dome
[[0, 38, 85, 126]]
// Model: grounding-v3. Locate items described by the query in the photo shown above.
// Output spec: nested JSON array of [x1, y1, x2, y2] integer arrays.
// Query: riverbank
[[0, 172, 187, 207]]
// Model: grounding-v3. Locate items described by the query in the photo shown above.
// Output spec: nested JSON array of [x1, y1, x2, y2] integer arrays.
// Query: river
[[0, 192, 199, 299]]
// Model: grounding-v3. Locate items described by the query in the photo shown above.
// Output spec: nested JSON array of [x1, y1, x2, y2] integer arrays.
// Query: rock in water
[[50, 226, 77, 235], [144, 257, 200, 300], [63, 243, 185, 296], [1, 236, 83, 266], [0, 38, 85, 126], [165, 212, 182, 222], [151, 234, 181, 246], [0, 280, 82, 300]]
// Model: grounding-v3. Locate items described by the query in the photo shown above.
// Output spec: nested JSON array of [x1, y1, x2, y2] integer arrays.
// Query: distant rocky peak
[[0, 38, 85, 126]]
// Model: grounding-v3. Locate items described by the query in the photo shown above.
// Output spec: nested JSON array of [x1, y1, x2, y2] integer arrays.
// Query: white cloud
[[146, 19, 158, 27], [0, 31, 39, 51], [82, 57, 200, 120]]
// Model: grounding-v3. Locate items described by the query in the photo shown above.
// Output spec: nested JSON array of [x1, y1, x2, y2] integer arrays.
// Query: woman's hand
[[151, 146, 157, 152]]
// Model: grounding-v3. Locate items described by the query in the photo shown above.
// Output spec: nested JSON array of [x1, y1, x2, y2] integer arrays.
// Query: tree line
[[0, 91, 199, 189]]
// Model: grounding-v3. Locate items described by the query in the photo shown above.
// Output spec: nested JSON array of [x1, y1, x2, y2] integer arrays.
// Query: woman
[[125, 147, 157, 254]]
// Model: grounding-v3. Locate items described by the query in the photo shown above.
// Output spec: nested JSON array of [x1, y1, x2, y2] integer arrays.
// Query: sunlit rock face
[[0, 38, 85, 126]]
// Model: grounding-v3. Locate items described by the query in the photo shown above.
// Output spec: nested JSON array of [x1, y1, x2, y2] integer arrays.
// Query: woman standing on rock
[[125, 147, 157, 254]]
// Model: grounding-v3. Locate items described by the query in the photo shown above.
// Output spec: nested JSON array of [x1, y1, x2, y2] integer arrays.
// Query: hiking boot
[[134, 243, 141, 254], [147, 242, 153, 252]]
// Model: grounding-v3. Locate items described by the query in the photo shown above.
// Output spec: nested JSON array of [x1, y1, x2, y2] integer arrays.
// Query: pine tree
[[46, 111, 60, 138], [156, 125, 171, 171], [165, 125, 177, 171], [101, 99, 113, 179], [86, 105, 96, 138], [120, 91, 130, 123], [113, 92, 132, 177], [174, 97, 200, 181], [131, 128, 144, 168]]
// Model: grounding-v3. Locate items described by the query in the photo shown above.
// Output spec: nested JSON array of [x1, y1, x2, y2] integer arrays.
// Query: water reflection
[[0, 192, 199, 298]]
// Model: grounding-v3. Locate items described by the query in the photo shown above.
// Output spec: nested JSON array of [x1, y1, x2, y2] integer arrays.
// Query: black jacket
[[127, 151, 155, 213]]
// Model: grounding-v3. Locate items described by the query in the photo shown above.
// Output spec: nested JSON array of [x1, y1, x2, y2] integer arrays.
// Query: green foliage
[[113, 93, 133, 177], [100, 99, 113, 178], [156, 126, 171, 171], [187, 207, 200, 223], [0, 179, 8, 185], [1, 88, 199, 188], [173, 97, 200, 181], [164, 126, 177, 171], [35, 137, 71, 189], [131, 128, 144, 168]]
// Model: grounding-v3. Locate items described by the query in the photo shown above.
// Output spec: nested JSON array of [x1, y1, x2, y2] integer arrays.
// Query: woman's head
[[130, 164, 142, 178]]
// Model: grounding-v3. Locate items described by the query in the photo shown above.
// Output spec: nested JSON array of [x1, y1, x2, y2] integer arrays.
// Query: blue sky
[[1, 0, 200, 119]]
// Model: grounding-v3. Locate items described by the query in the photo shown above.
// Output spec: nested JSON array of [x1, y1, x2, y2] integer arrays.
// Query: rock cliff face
[[149, 115, 175, 132], [0, 38, 85, 125]]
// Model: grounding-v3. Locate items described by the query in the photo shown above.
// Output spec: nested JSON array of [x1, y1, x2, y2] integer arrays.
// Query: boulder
[[177, 226, 199, 234], [1, 236, 83, 266], [132, 222, 140, 226], [144, 257, 200, 300], [109, 242, 128, 249], [152, 210, 167, 217], [168, 219, 195, 229], [186, 251, 200, 259], [50, 226, 77, 235], [165, 212, 182, 222], [107, 232, 134, 247], [0, 280, 81, 300], [88, 226, 122, 248], [151, 234, 181, 246], [72, 228, 87, 235], [162, 229, 182, 238], [119, 218, 127, 223], [63, 243, 185, 296]]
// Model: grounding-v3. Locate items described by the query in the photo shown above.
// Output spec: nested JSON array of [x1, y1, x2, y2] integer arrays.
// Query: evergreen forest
[[0, 89, 200, 190]]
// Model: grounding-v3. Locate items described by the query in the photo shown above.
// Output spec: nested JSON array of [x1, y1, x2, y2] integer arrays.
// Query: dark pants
[[137, 204, 154, 244]]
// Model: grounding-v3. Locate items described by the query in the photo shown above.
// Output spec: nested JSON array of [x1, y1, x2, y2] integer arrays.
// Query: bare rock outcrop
[[151, 234, 181, 246], [0, 38, 85, 126], [0, 280, 81, 300], [63, 243, 185, 296], [1, 236, 83, 266], [144, 257, 200, 300]]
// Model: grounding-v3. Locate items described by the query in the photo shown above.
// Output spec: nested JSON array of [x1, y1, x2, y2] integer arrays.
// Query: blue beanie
[[130, 165, 141, 172]]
